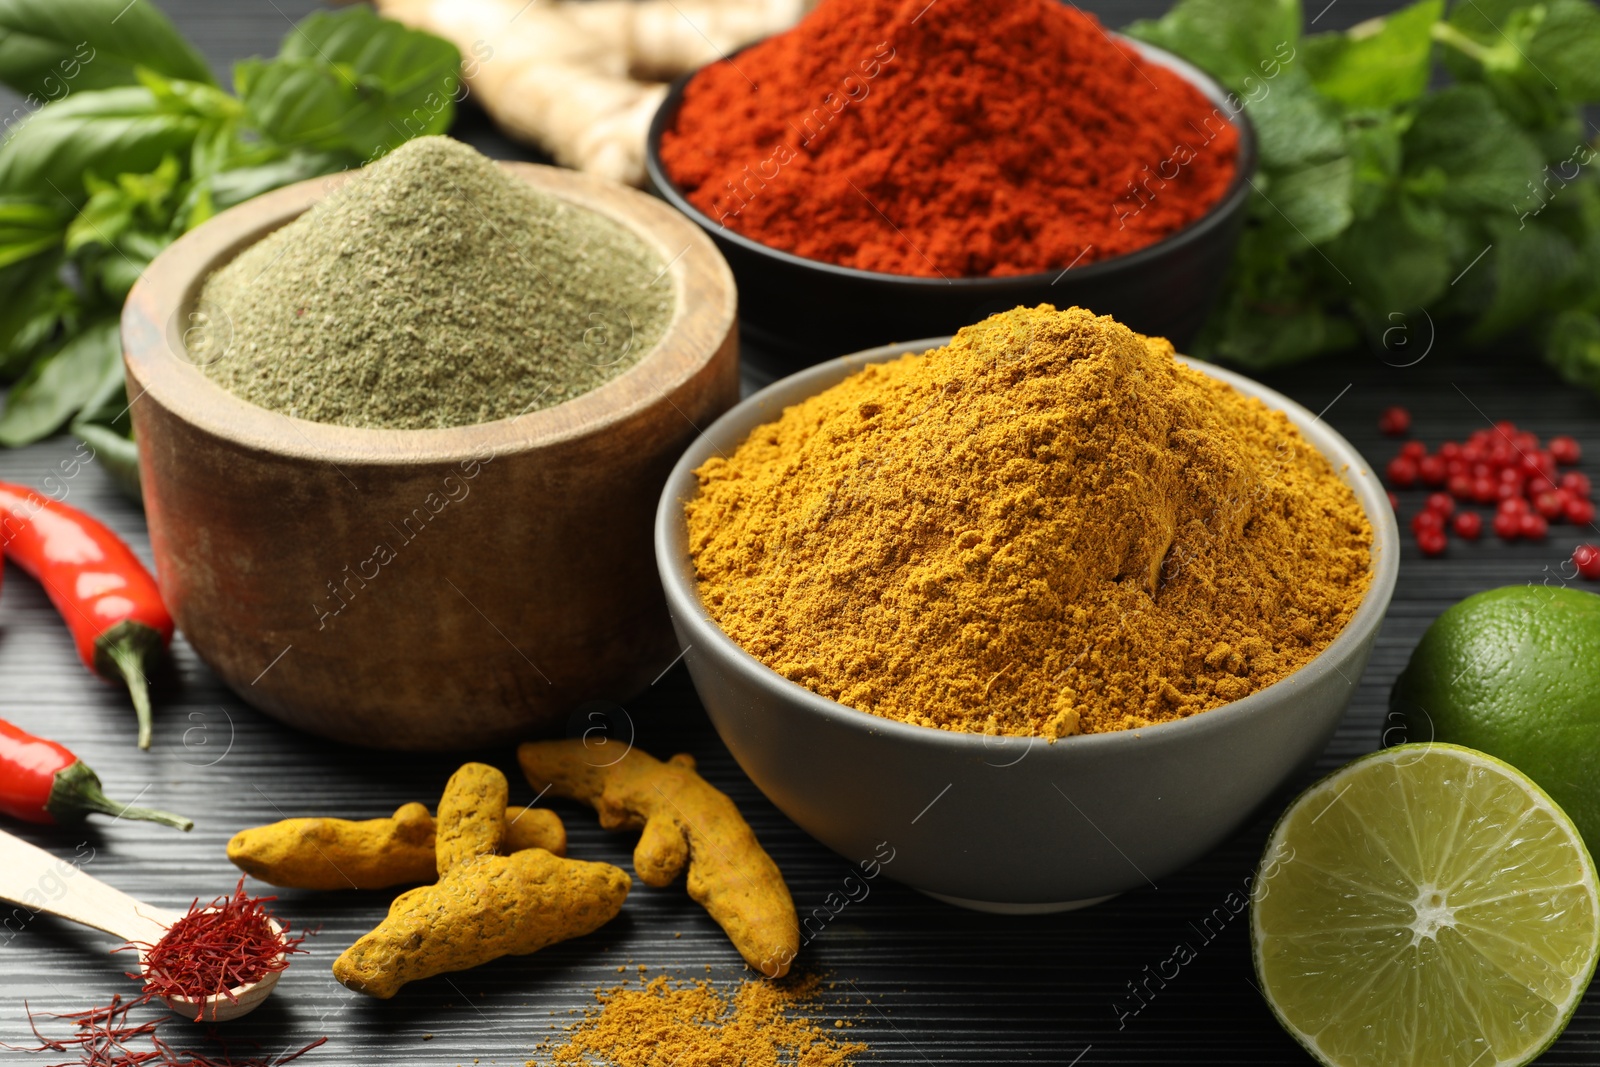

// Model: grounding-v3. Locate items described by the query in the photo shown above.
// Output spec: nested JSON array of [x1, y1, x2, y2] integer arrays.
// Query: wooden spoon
[[0, 829, 282, 1022]]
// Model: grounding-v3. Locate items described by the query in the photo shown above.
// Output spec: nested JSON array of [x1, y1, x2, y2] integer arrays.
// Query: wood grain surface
[[0, 3, 1596, 1065]]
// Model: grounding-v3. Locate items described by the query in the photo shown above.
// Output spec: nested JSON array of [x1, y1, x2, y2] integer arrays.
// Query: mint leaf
[[1446, 0, 1600, 104], [1303, 0, 1441, 109], [0, 0, 213, 99], [1257, 155, 1355, 247], [1189, 225, 1357, 367], [1343, 110, 1409, 219], [1400, 85, 1543, 212], [1247, 64, 1347, 170], [1326, 199, 1455, 314], [1470, 215, 1586, 340], [1545, 309, 1600, 393], [1126, 0, 1302, 96]]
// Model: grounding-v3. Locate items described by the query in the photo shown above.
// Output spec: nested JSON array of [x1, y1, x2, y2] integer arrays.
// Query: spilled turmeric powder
[[686, 305, 1372, 737], [536, 973, 864, 1067]]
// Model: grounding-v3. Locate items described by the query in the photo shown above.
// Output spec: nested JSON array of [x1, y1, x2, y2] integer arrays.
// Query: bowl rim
[[645, 32, 1261, 288], [121, 161, 736, 467], [656, 336, 1400, 756]]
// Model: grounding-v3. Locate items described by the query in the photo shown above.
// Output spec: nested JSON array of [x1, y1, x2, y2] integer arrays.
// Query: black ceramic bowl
[[646, 36, 1258, 364]]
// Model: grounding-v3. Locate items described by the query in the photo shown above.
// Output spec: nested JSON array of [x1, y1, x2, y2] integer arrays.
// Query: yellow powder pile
[[535, 974, 865, 1066], [686, 304, 1373, 737]]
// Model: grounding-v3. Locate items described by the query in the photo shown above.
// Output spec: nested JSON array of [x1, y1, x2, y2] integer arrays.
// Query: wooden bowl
[[122, 163, 738, 750]]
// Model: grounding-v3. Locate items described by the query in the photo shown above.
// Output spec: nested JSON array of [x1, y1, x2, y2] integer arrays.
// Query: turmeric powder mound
[[686, 305, 1373, 736], [536, 973, 864, 1066]]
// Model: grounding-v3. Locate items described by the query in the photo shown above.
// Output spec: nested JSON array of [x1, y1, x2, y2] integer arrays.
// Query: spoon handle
[[0, 829, 177, 944]]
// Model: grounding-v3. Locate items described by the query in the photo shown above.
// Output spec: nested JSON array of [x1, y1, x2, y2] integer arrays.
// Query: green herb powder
[[199, 136, 673, 429]]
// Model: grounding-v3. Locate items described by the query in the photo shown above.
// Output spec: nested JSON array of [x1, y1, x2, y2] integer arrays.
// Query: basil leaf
[[0, 0, 213, 99], [240, 7, 459, 159], [0, 253, 69, 380], [0, 314, 117, 445], [1303, 0, 1441, 109], [1125, 0, 1301, 97], [0, 87, 203, 203], [71, 324, 128, 429], [71, 419, 140, 501], [64, 152, 181, 253], [0, 191, 64, 264], [196, 148, 351, 214], [70, 330, 142, 501], [274, 7, 460, 122]]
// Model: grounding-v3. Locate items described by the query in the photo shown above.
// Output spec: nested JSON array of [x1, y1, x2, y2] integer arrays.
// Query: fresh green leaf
[[274, 7, 461, 119], [1343, 109, 1410, 219], [0, 0, 213, 100], [238, 7, 459, 159], [85, 225, 165, 300], [1255, 155, 1355, 247], [135, 67, 242, 122], [64, 152, 180, 252], [0, 314, 117, 445], [1126, 0, 1302, 97], [1400, 85, 1543, 212], [71, 327, 128, 430], [71, 418, 139, 499], [67, 309, 141, 501], [1470, 215, 1586, 340], [1545, 309, 1600, 393], [1445, 0, 1600, 105], [0, 191, 64, 264], [1303, 0, 1441, 109], [1244, 65, 1347, 170], [0, 253, 69, 379], [0, 87, 202, 203], [186, 148, 350, 225], [1326, 199, 1455, 315]]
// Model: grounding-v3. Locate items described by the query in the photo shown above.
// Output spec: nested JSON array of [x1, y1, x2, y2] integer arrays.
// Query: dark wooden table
[[2, 3, 1598, 1064]]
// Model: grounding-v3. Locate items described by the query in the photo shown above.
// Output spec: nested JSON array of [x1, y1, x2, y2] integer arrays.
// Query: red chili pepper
[[0, 716, 192, 830], [0, 482, 173, 749]]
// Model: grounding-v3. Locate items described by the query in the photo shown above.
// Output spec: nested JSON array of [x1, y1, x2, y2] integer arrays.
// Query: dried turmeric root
[[332, 763, 629, 998], [226, 802, 566, 890], [518, 740, 800, 976]]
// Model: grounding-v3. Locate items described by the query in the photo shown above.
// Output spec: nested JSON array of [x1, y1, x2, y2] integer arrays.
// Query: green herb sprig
[[1127, 0, 1600, 383], [0, 0, 460, 495]]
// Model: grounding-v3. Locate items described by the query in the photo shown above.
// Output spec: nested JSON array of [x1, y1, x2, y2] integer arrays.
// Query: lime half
[[1252, 744, 1600, 1067]]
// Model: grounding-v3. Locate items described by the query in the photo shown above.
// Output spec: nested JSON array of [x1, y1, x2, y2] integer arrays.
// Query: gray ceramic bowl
[[656, 340, 1399, 911]]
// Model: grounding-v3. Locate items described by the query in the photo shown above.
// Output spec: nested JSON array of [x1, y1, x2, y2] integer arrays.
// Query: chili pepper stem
[[95, 622, 166, 750], [48, 761, 194, 831]]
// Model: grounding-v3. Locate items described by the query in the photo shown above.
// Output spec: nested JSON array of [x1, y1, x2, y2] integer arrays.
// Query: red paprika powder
[[659, 0, 1240, 278]]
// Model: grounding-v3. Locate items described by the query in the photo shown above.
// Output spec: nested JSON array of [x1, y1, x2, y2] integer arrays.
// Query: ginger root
[[518, 740, 800, 976], [334, 763, 629, 998], [372, 0, 813, 186], [226, 802, 566, 890]]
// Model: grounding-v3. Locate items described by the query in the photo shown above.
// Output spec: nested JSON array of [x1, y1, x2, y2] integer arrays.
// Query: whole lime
[[1391, 584, 1600, 854]]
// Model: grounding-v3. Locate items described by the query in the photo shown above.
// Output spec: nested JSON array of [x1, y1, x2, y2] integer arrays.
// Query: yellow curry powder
[[537, 974, 864, 1066], [686, 305, 1373, 737]]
